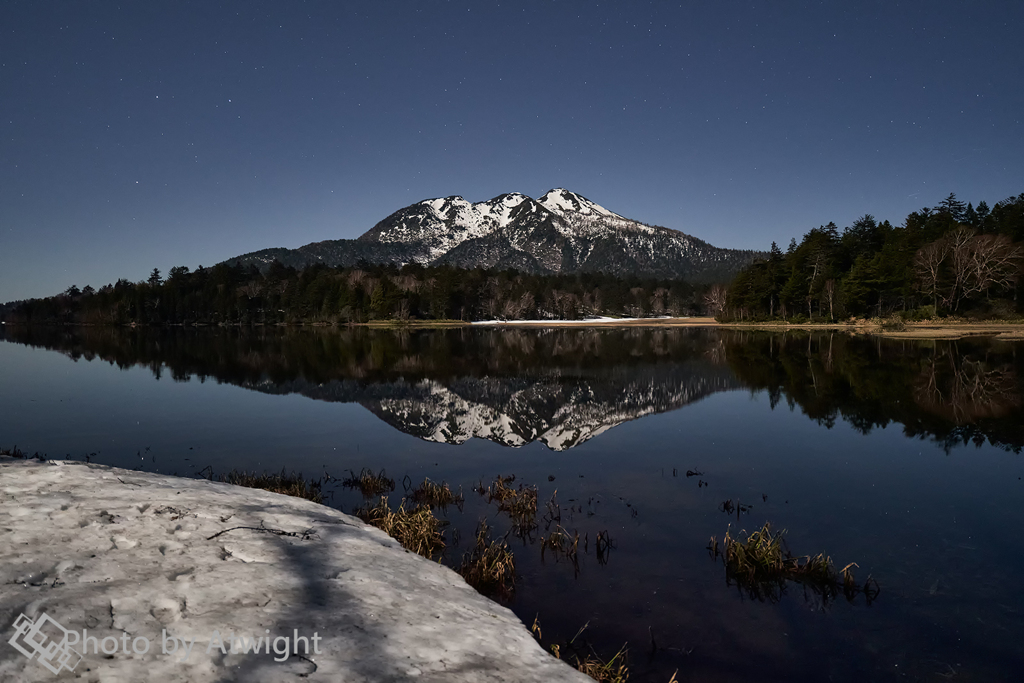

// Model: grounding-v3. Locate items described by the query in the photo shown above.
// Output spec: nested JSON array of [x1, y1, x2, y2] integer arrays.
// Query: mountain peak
[[419, 194, 464, 203], [538, 188, 622, 219], [481, 192, 529, 206], [228, 187, 764, 283]]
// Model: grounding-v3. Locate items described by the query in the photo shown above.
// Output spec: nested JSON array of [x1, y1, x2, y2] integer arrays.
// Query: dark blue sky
[[3, 1, 1022, 301]]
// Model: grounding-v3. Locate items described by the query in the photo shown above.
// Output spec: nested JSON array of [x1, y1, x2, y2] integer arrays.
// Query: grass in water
[[594, 530, 615, 565], [219, 469, 324, 504], [458, 520, 516, 598], [407, 477, 464, 511], [708, 522, 880, 604], [483, 474, 538, 535], [572, 645, 630, 683], [342, 468, 395, 497], [540, 525, 581, 571], [534, 619, 631, 683], [355, 496, 446, 558]]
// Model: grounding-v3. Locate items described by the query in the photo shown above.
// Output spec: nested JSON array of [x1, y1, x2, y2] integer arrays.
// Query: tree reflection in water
[[2, 324, 1022, 452]]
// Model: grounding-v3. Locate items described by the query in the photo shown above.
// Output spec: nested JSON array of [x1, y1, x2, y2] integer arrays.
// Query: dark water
[[2, 325, 1023, 682]]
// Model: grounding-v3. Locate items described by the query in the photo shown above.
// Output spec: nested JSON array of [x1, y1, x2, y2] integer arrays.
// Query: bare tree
[[822, 279, 837, 320], [500, 291, 535, 320], [913, 239, 950, 311], [545, 290, 580, 319], [396, 298, 411, 320], [964, 234, 1022, 299], [395, 275, 420, 292], [517, 291, 536, 319], [936, 228, 1023, 311], [649, 287, 669, 316], [240, 281, 263, 300], [943, 227, 976, 311], [806, 249, 827, 317], [703, 284, 728, 318], [582, 287, 602, 317], [626, 287, 646, 317], [347, 270, 369, 288]]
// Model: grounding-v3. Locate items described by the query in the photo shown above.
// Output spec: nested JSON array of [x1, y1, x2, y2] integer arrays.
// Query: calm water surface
[[2, 326, 1022, 682]]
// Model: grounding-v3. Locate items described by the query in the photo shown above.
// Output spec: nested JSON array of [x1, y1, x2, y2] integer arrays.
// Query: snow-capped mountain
[[228, 189, 762, 282]]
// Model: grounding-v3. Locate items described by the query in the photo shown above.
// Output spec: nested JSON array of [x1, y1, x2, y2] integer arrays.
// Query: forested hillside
[[2, 262, 709, 325], [719, 192, 1024, 321]]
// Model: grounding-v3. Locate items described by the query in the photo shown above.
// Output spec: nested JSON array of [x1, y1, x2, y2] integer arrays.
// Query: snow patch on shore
[[0, 457, 591, 683], [472, 316, 669, 325]]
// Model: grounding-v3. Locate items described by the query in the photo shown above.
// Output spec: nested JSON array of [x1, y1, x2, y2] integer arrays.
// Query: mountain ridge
[[227, 188, 763, 282]]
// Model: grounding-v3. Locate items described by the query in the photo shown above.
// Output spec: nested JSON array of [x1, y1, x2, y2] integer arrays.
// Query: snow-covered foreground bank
[[0, 457, 591, 682]]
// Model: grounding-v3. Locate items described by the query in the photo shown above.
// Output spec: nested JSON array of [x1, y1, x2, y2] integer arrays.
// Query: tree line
[[1, 261, 712, 326], [716, 192, 1024, 321]]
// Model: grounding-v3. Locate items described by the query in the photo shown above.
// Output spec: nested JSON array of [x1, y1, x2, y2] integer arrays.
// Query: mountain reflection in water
[[2, 325, 1022, 452]]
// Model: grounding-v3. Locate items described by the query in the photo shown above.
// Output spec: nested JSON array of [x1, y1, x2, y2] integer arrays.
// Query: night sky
[[3, 1, 1022, 301]]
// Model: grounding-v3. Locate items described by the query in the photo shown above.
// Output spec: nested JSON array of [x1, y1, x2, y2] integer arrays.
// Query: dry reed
[[220, 469, 324, 503], [484, 474, 538, 535], [408, 477, 464, 511], [355, 496, 445, 558], [708, 522, 880, 604], [457, 520, 516, 598], [571, 646, 630, 683], [342, 468, 395, 497]]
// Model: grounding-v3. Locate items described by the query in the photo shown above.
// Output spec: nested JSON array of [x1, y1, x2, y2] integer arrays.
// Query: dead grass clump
[[458, 521, 516, 598], [557, 623, 630, 683], [408, 477, 464, 511], [572, 646, 630, 683], [708, 522, 880, 604], [484, 474, 538, 534], [342, 468, 395, 497], [355, 497, 445, 558], [483, 474, 516, 502], [532, 619, 631, 683], [220, 469, 324, 504]]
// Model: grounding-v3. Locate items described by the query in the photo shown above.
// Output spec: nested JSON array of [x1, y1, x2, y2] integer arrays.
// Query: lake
[[2, 325, 1022, 682]]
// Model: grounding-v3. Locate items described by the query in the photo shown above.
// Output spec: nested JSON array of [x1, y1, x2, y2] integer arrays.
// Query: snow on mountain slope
[[363, 192, 540, 261], [537, 188, 623, 219], [369, 189, 655, 254], [418, 193, 530, 232]]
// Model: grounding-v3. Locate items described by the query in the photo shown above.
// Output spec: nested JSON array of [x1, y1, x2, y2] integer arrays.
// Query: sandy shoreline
[[468, 317, 1024, 339], [0, 457, 591, 683], [717, 321, 1024, 340]]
